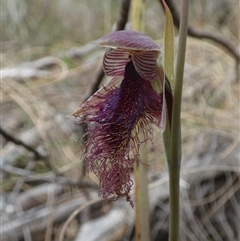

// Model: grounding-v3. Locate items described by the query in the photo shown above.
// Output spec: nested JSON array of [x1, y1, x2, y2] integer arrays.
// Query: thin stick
[[0, 125, 47, 161], [131, 0, 150, 240]]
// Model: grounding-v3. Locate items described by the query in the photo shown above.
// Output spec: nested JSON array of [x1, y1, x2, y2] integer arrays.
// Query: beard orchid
[[72, 30, 165, 206]]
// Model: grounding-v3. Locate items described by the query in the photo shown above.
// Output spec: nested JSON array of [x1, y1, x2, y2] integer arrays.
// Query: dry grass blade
[[59, 197, 102, 241]]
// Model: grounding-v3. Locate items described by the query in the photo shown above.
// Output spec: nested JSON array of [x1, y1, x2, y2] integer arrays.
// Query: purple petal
[[103, 49, 130, 77], [95, 30, 160, 52], [71, 76, 122, 118], [132, 51, 158, 81]]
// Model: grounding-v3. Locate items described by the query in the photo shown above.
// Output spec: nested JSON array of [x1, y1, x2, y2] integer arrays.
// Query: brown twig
[[0, 125, 47, 161], [0, 126, 60, 175], [159, 0, 240, 62]]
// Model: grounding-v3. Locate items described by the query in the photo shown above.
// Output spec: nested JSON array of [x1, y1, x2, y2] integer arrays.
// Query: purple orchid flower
[[72, 30, 165, 206]]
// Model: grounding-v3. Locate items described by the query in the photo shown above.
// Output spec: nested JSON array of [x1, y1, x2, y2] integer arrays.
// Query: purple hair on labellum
[[72, 30, 165, 207]]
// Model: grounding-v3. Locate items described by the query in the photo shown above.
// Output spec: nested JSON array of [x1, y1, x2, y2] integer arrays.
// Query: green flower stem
[[168, 1, 189, 241], [131, 1, 150, 241]]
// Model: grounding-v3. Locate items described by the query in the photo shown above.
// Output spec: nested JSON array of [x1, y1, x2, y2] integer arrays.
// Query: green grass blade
[[163, 0, 175, 88]]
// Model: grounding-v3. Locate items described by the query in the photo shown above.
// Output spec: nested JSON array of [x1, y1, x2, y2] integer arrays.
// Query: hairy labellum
[[72, 30, 164, 206]]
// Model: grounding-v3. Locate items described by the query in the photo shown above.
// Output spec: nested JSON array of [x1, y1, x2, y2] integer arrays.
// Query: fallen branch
[[1, 193, 98, 241], [1, 43, 97, 80], [159, 0, 240, 62]]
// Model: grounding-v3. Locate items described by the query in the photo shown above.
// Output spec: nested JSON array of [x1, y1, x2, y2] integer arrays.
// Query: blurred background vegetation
[[1, 0, 239, 241], [2, 0, 238, 55]]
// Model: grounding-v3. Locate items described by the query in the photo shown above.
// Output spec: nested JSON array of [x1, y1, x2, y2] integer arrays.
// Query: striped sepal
[[132, 51, 158, 81], [103, 49, 130, 77]]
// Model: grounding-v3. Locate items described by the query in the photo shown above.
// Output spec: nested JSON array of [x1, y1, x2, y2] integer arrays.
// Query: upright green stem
[[168, 1, 189, 241], [131, 1, 150, 241], [134, 139, 150, 241]]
